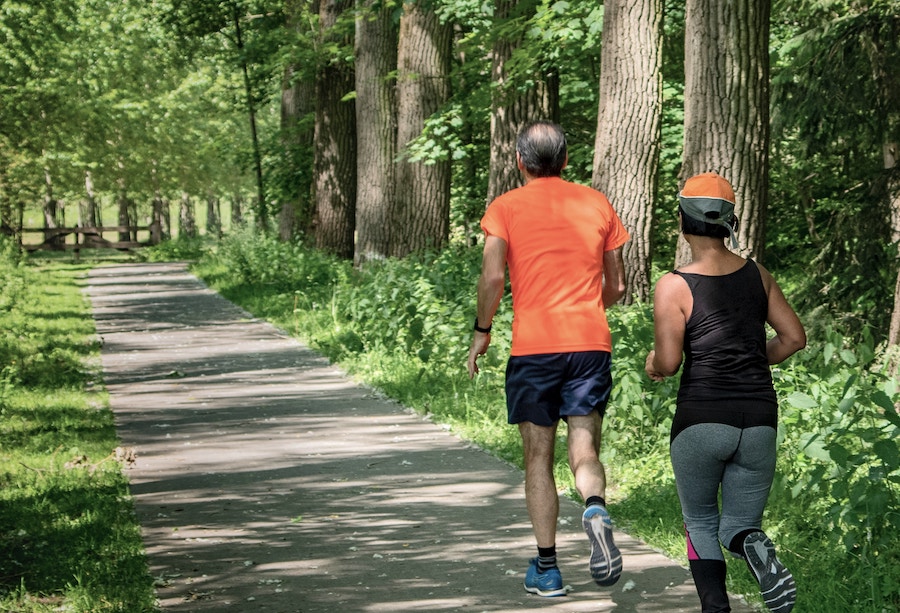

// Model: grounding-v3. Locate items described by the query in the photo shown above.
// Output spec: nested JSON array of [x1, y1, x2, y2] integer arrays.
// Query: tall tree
[[392, 0, 453, 256], [592, 0, 664, 303], [313, 0, 356, 258], [354, 0, 399, 263], [888, 142, 900, 349], [278, 0, 319, 242], [678, 0, 770, 265], [165, 0, 284, 229], [486, 0, 559, 205]]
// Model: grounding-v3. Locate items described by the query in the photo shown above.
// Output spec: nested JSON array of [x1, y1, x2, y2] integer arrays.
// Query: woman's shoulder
[[654, 270, 691, 297]]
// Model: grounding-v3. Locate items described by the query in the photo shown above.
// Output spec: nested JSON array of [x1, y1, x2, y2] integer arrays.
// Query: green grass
[[0, 254, 157, 612]]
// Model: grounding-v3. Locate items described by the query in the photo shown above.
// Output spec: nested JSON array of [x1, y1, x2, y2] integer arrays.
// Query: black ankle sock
[[537, 545, 557, 572], [585, 495, 606, 508]]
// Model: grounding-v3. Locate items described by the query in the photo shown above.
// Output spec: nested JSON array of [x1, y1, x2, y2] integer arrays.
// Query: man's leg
[[519, 421, 568, 597], [566, 412, 606, 500], [567, 412, 622, 586], [519, 420, 559, 548]]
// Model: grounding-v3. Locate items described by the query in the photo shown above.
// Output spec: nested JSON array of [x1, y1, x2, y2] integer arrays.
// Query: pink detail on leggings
[[685, 525, 699, 560]]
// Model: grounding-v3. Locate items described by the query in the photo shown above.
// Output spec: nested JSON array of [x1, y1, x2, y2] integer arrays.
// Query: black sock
[[585, 495, 607, 508], [537, 545, 557, 572]]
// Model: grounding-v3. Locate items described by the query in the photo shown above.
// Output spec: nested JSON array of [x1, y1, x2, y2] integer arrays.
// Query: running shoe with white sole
[[742, 531, 797, 613], [523, 558, 567, 597], [582, 505, 622, 586]]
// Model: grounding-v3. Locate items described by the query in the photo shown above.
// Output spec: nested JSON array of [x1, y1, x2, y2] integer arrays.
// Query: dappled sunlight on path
[[86, 263, 754, 612]]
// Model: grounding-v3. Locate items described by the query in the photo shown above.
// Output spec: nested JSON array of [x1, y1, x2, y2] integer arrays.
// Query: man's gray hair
[[516, 121, 567, 178]]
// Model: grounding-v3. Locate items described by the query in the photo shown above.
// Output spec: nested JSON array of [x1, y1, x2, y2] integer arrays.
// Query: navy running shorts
[[505, 351, 612, 426]]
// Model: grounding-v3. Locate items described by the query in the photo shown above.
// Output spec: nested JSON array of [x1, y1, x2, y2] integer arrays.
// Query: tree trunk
[[117, 189, 130, 242], [487, 0, 559, 206], [207, 194, 222, 237], [886, 142, 900, 348], [313, 0, 356, 259], [279, 0, 318, 243], [0, 170, 12, 234], [151, 193, 166, 243], [180, 192, 197, 238], [592, 0, 663, 304], [42, 167, 62, 247], [232, 4, 267, 231], [84, 171, 100, 227], [232, 193, 244, 227], [279, 62, 300, 242], [392, 0, 452, 257], [353, 0, 398, 264], [678, 0, 771, 267]]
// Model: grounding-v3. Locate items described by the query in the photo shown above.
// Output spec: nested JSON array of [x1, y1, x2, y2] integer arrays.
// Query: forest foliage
[[2, 0, 899, 345]]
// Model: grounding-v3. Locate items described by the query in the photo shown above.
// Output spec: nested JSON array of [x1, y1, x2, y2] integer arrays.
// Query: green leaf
[[837, 395, 855, 413], [871, 390, 898, 414], [839, 349, 857, 365], [873, 439, 900, 470], [787, 392, 818, 410], [828, 443, 850, 466], [800, 432, 831, 462], [824, 342, 835, 363]]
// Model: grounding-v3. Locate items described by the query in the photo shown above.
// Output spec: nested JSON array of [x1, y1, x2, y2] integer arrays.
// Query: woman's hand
[[645, 350, 668, 382]]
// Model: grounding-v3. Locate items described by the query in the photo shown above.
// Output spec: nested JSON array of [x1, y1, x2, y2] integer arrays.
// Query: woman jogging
[[645, 173, 806, 613]]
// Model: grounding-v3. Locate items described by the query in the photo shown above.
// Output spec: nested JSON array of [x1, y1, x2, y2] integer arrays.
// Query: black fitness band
[[473, 317, 492, 334]]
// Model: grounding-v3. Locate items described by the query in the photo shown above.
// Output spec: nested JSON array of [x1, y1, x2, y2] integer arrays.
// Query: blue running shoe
[[742, 532, 796, 613], [582, 505, 622, 586], [524, 558, 567, 597]]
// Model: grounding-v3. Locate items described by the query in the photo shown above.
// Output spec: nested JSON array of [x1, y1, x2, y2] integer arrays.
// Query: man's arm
[[467, 235, 507, 378], [602, 247, 626, 307]]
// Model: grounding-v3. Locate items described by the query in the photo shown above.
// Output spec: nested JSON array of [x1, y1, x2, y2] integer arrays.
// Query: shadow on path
[[85, 262, 755, 613]]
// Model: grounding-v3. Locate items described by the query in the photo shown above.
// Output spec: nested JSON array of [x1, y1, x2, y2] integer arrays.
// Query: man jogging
[[467, 121, 629, 597]]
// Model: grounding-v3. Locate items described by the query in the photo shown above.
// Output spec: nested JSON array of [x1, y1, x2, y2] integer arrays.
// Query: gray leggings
[[670, 423, 776, 561]]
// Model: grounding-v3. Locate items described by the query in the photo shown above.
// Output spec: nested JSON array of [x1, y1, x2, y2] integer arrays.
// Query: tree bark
[[231, 193, 244, 227], [313, 0, 356, 259], [678, 0, 771, 267], [886, 142, 900, 348], [278, 62, 315, 242], [354, 0, 398, 264], [180, 192, 197, 238], [279, 0, 318, 242], [207, 194, 222, 238], [486, 0, 559, 206], [0, 171, 11, 234], [232, 3, 267, 231], [151, 193, 166, 243], [84, 171, 100, 227], [42, 166, 62, 247], [592, 0, 663, 304], [392, 0, 452, 257]]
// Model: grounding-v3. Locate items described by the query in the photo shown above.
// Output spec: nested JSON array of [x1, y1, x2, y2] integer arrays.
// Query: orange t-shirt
[[481, 177, 630, 356]]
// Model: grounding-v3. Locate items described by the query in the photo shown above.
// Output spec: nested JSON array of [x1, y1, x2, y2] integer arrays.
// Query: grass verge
[[0, 258, 157, 612]]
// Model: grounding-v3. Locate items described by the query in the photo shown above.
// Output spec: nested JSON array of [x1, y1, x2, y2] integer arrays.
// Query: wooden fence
[[18, 222, 162, 252]]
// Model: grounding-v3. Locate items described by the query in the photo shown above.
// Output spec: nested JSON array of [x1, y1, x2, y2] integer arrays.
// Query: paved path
[[85, 262, 754, 613]]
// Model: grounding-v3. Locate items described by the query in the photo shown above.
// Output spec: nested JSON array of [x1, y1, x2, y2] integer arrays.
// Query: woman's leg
[[671, 423, 741, 613]]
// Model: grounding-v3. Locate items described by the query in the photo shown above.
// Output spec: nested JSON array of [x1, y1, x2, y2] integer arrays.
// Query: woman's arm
[[758, 265, 806, 365], [645, 272, 690, 381]]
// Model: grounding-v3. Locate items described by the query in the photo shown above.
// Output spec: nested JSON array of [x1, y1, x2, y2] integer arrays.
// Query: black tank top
[[670, 259, 777, 441]]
